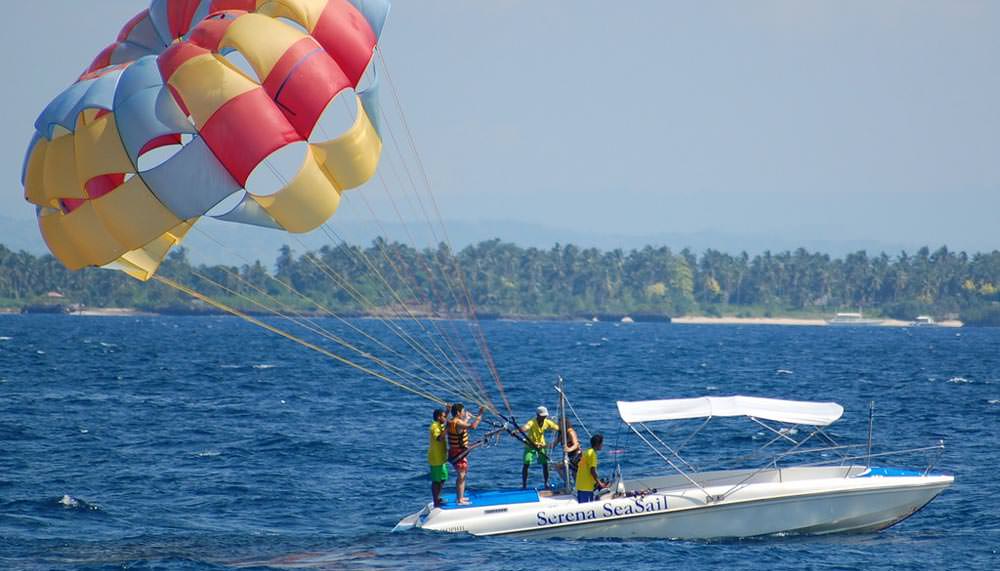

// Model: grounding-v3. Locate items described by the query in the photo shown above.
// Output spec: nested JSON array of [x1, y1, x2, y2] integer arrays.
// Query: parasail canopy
[[616, 395, 844, 426], [22, 0, 390, 281]]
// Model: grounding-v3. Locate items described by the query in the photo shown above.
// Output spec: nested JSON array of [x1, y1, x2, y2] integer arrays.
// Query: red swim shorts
[[448, 447, 469, 471]]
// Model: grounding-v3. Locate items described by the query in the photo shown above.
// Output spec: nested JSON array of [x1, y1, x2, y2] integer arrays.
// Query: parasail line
[[189, 269, 485, 406], [194, 262, 488, 407], [374, 48, 512, 416], [190, 225, 482, 403], [318, 219, 468, 385], [256, 155, 482, 402], [317, 224, 488, 405], [332, 94, 488, 399], [258, 150, 478, 401], [320, 202, 476, 398], [293, 235, 486, 405], [349, 183, 494, 406], [370, 52, 506, 392], [153, 275, 447, 406], [351, 84, 506, 413], [356, 143, 497, 409], [267, 252, 479, 401]]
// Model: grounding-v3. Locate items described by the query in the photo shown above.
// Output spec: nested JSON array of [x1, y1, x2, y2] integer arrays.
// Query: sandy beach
[[672, 316, 963, 327]]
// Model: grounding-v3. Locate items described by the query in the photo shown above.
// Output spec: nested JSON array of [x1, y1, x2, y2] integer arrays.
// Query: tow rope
[[444, 413, 550, 466], [447, 424, 506, 464]]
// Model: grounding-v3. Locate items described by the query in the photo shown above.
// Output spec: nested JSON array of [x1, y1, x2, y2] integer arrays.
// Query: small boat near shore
[[396, 396, 952, 539], [827, 312, 884, 326]]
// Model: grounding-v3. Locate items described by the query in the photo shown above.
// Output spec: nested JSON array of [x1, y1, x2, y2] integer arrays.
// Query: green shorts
[[523, 447, 549, 465], [429, 464, 448, 482]]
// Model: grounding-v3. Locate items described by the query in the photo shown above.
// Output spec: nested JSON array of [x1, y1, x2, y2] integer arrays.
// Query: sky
[[2, 1, 999, 261]]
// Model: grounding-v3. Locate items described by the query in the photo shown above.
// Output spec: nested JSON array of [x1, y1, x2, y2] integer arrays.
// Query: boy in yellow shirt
[[575, 434, 608, 503], [520, 406, 560, 489]]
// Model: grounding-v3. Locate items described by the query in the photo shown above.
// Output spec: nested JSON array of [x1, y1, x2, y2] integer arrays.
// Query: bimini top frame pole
[[627, 422, 712, 498]]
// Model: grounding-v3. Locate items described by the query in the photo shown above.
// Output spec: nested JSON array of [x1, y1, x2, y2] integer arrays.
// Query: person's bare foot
[[457, 498, 471, 505]]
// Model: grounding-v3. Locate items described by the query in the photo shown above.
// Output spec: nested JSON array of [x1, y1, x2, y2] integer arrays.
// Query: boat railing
[[760, 441, 945, 474], [791, 440, 947, 477], [711, 440, 945, 500]]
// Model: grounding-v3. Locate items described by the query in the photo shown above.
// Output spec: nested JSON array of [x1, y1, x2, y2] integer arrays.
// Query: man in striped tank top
[[447, 403, 484, 506]]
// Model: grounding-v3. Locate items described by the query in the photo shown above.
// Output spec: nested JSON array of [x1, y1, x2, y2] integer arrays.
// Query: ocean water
[[1, 315, 997, 570]]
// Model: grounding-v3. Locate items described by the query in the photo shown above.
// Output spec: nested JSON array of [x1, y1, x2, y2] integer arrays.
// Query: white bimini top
[[616, 395, 843, 426]]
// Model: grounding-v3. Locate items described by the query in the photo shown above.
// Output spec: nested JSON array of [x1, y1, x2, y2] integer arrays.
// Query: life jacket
[[447, 418, 469, 450]]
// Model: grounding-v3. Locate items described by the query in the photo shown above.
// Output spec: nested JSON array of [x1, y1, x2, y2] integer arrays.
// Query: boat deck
[[438, 489, 540, 510]]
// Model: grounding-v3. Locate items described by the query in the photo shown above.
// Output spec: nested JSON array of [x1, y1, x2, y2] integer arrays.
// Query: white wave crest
[[59, 495, 99, 511]]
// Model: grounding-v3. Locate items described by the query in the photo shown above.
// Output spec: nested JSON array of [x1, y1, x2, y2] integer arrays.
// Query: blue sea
[[1, 315, 997, 570]]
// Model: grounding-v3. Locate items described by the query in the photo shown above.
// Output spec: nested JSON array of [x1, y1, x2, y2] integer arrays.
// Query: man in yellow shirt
[[576, 433, 607, 503], [427, 408, 448, 507], [520, 406, 560, 489]]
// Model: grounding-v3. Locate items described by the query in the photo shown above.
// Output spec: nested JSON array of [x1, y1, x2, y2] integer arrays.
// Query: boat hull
[[401, 468, 953, 540], [506, 482, 949, 539]]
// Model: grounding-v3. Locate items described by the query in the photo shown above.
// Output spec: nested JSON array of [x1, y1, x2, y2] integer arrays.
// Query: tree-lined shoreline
[[1, 240, 998, 326]]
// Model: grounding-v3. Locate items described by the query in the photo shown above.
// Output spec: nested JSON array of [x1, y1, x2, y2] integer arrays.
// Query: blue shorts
[[577, 490, 594, 503]]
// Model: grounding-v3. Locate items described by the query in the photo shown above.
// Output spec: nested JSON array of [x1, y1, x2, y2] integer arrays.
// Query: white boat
[[827, 312, 884, 326], [911, 315, 939, 327], [395, 396, 952, 539]]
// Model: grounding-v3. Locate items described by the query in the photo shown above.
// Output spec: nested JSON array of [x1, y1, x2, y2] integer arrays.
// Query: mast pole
[[559, 376, 570, 493], [866, 400, 875, 469]]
